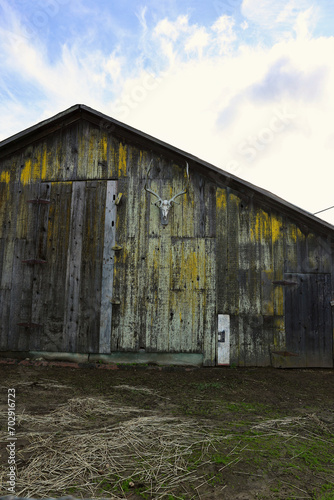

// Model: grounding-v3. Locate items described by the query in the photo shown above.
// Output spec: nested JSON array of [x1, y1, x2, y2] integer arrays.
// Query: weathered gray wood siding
[[215, 187, 333, 367], [0, 117, 333, 366], [112, 152, 217, 364], [0, 121, 217, 364]]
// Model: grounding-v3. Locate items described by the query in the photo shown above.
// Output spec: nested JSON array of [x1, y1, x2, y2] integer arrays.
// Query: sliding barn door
[[10, 180, 117, 354], [284, 273, 333, 367]]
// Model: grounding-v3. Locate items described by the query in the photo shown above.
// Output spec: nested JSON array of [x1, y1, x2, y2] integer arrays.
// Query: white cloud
[[241, 0, 285, 26], [153, 15, 189, 42], [185, 27, 209, 57], [241, 0, 313, 32], [293, 6, 318, 39], [211, 15, 236, 54]]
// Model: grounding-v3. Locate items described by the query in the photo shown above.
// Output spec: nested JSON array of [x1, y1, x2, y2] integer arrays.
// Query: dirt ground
[[0, 361, 333, 500]]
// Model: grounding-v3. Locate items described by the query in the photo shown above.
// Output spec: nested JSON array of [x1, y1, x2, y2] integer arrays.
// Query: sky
[[0, 0, 334, 225]]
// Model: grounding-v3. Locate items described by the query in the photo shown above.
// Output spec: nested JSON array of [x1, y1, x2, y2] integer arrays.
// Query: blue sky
[[1, 0, 334, 224]]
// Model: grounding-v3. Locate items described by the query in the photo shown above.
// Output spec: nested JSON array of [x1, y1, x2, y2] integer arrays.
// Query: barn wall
[[215, 187, 333, 367], [0, 118, 333, 366], [0, 121, 217, 364]]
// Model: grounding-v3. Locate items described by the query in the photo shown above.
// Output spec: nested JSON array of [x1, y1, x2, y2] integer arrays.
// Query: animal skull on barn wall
[[144, 161, 189, 225]]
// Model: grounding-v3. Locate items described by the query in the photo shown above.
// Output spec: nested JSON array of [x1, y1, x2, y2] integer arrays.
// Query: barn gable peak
[[0, 103, 333, 236]]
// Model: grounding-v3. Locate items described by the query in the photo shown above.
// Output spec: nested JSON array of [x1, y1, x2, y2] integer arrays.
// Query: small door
[[284, 273, 333, 367], [217, 314, 230, 365]]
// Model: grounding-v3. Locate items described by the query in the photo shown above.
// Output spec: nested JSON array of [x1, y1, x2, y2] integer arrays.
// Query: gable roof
[[1, 103, 333, 237]]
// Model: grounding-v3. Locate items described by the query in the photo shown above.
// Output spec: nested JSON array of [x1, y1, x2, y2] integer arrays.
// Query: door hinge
[[112, 243, 123, 251], [17, 322, 43, 328], [272, 280, 297, 286], [115, 193, 123, 205]]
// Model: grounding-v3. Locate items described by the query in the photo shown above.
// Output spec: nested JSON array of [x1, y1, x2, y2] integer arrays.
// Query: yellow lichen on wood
[[41, 148, 48, 180], [101, 134, 108, 162], [216, 188, 227, 210], [271, 215, 282, 243], [20, 159, 32, 185], [251, 209, 270, 242], [0, 171, 10, 183], [88, 135, 96, 178], [178, 240, 206, 291], [297, 226, 304, 238], [229, 192, 240, 205], [288, 224, 297, 243], [118, 143, 127, 177], [32, 152, 41, 182]]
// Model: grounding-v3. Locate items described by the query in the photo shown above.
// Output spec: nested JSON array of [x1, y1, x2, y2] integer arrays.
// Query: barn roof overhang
[[0, 103, 334, 239]]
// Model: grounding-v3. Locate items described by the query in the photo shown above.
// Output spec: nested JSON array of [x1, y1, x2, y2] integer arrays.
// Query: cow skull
[[144, 161, 189, 225]]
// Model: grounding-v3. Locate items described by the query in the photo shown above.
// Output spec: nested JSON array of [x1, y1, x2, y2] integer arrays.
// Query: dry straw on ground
[[1, 397, 222, 499]]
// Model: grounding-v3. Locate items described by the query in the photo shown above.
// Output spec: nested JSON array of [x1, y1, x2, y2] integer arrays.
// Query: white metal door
[[217, 314, 230, 365]]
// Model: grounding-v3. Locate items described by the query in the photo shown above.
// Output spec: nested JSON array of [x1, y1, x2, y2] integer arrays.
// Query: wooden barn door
[[25, 180, 117, 354], [284, 273, 333, 367]]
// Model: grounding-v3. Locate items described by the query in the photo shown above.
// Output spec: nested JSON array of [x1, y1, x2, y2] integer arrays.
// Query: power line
[[313, 204, 334, 215]]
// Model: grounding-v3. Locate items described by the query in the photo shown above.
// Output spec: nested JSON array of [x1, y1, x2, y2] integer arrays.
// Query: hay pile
[[18, 396, 147, 429], [2, 397, 223, 499]]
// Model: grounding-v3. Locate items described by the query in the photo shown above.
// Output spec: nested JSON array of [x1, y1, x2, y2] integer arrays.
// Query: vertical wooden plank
[[296, 227, 307, 273], [285, 274, 302, 360], [234, 315, 245, 366], [205, 184, 216, 238], [12, 182, 41, 350], [112, 149, 143, 352], [63, 181, 85, 352], [226, 191, 240, 314], [77, 182, 105, 352], [30, 183, 51, 350], [113, 236, 139, 352], [0, 177, 10, 343], [285, 222, 298, 273], [136, 156, 150, 350], [242, 315, 264, 366], [203, 238, 217, 365], [216, 187, 228, 313], [99, 181, 117, 353], [322, 274, 333, 365], [40, 182, 72, 350], [196, 176, 206, 238], [1, 179, 19, 294], [144, 236, 160, 351], [0, 289, 10, 350], [272, 213, 284, 316], [0, 180, 10, 239], [10, 239, 30, 350], [155, 227, 172, 352]]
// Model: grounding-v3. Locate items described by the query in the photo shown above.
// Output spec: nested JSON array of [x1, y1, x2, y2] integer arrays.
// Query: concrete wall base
[[0, 351, 203, 367]]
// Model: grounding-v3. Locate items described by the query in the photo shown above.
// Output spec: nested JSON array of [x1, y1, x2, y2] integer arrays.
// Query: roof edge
[[0, 104, 82, 148]]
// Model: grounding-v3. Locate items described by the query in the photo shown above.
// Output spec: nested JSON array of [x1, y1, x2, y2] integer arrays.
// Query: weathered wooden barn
[[0, 104, 333, 367]]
